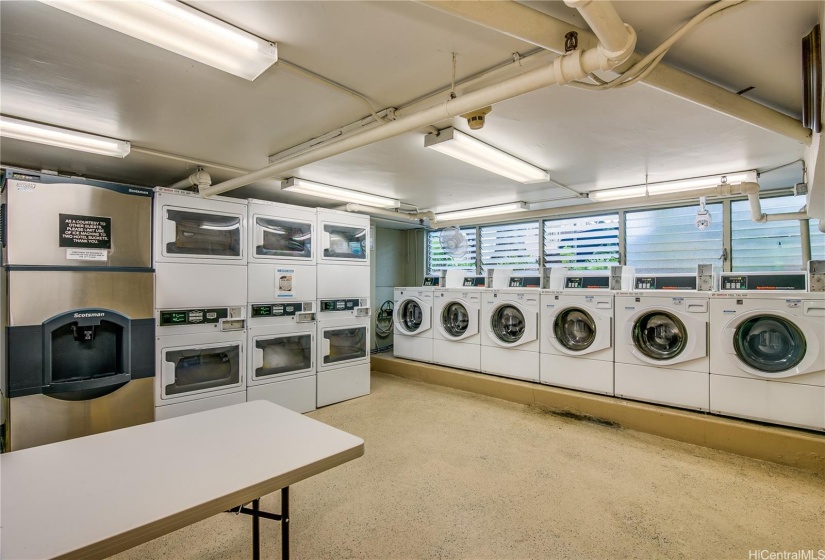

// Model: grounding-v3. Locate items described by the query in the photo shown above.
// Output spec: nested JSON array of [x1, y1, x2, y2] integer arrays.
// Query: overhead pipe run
[[740, 181, 809, 222], [339, 203, 436, 224], [168, 168, 212, 191], [200, 0, 636, 198], [434, 181, 810, 227]]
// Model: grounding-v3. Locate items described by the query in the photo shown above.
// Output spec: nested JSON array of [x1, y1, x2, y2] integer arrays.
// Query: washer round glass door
[[554, 308, 596, 351], [442, 302, 469, 337], [492, 305, 525, 343], [399, 299, 423, 333], [632, 311, 687, 360], [734, 315, 806, 373]]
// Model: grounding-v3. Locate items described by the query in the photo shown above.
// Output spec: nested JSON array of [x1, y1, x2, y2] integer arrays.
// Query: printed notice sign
[[66, 249, 108, 261], [59, 214, 112, 249]]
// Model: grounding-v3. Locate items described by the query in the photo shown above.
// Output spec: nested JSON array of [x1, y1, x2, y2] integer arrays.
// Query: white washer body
[[316, 297, 371, 406], [247, 307, 316, 415], [393, 287, 434, 363], [481, 289, 541, 382], [154, 188, 247, 266], [710, 291, 825, 430], [432, 288, 483, 371], [540, 289, 614, 395], [614, 291, 710, 411]]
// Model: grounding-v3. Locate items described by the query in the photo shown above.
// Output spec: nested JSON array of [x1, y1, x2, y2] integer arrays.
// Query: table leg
[[281, 487, 290, 560], [253, 498, 260, 560]]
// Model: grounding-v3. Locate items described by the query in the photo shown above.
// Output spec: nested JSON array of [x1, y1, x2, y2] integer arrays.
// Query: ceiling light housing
[[283, 178, 400, 208], [588, 171, 758, 201], [435, 202, 528, 222], [425, 128, 549, 184], [0, 116, 131, 158], [40, 0, 278, 81]]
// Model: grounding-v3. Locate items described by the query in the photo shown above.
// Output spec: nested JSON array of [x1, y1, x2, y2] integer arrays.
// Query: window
[[626, 204, 723, 273], [480, 222, 540, 273], [731, 195, 824, 271], [427, 228, 477, 274], [544, 213, 619, 271]]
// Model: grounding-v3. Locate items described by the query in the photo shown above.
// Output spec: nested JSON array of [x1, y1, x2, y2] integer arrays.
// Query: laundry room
[[1, 1, 824, 559]]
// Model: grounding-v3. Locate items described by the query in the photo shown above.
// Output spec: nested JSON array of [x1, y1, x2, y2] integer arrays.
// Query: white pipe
[[418, 0, 810, 144], [800, 216, 812, 263], [168, 168, 211, 191], [201, 1, 636, 198], [341, 203, 436, 223], [564, 0, 636, 64], [741, 181, 809, 222]]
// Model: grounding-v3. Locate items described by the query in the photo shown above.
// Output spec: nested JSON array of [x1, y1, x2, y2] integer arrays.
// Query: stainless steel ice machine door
[[2, 170, 152, 268]]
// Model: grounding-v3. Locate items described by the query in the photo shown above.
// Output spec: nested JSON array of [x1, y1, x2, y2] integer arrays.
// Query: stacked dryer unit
[[315, 208, 371, 406], [393, 275, 443, 363], [710, 271, 824, 431], [246, 200, 317, 413], [433, 272, 486, 371], [480, 272, 543, 382], [614, 272, 711, 411], [153, 188, 248, 420], [540, 266, 634, 395]]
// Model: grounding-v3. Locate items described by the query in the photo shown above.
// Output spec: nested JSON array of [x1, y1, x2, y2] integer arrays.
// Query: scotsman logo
[[74, 312, 105, 318]]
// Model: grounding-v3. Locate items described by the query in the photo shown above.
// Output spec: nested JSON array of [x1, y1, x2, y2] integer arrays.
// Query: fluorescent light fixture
[[425, 127, 549, 184], [283, 178, 400, 208], [0, 115, 131, 158], [588, 171, 758, 201], [435, 202, 528, 221], [40, 0, 278, 81]]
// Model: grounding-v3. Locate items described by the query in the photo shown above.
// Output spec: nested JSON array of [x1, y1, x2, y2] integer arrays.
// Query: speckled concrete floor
[[111, 372, 825, 560]]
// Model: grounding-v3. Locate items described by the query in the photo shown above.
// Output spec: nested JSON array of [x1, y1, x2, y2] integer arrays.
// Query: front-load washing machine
[[393, 286, 435, 362], [155, 306, 247, 420], [614, 273, 710, 411], [481, 275, 542, 382], [710, 271, 824, 431], [316, 297, 371, 406], [433, 276, 486, 371], [540, 274, 615, 395], [247, 301, 316, 414], [316, 208, 370, 299]]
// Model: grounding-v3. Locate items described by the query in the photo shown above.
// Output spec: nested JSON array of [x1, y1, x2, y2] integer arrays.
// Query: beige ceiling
[[0, 1, 819, 224]]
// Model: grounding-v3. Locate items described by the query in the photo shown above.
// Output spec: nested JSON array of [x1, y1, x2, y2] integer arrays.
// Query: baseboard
[[370, 354, 825, 476]]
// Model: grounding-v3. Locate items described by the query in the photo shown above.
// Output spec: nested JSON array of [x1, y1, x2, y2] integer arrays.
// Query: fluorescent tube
[[425, 128, 549, 184], [588, 172, 757, 201], [283, 178, 400, 208], [435, 202, 528, 221], [0, 116, 131, 158], [40, 0, 278, 81]]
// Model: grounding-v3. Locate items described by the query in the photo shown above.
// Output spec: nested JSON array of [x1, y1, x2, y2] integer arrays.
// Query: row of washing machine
[[394, 266, 825, 432], [153, 189, 371, 420]]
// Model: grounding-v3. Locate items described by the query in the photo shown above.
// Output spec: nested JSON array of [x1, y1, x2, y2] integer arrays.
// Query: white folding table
[[0, 400, 365, 560]]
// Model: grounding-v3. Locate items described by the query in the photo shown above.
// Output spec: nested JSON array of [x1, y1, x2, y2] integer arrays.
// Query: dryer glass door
[[554, 308, 596, 350], [399, 300, 424, 333], [164, 209, 242, 257], [323, 224, 367, 260], [442, 302, 469, 337], [255, 334, 313, 379], [492, 305, 525, 343], [734, 315, 806, 373], [323, 326, 367, 364], [162, 343, 241, 398], [632, 311, 687, 360], [254, 217, 312, 259]]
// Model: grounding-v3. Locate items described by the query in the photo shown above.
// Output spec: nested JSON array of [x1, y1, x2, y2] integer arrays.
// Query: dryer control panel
[[251, 302, 307, 317], [719, 273, 806, 291], [634, 275, 697, 290]]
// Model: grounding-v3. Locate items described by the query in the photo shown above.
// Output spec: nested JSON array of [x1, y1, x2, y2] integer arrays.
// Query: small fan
[[439, 227, 468, 258]]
